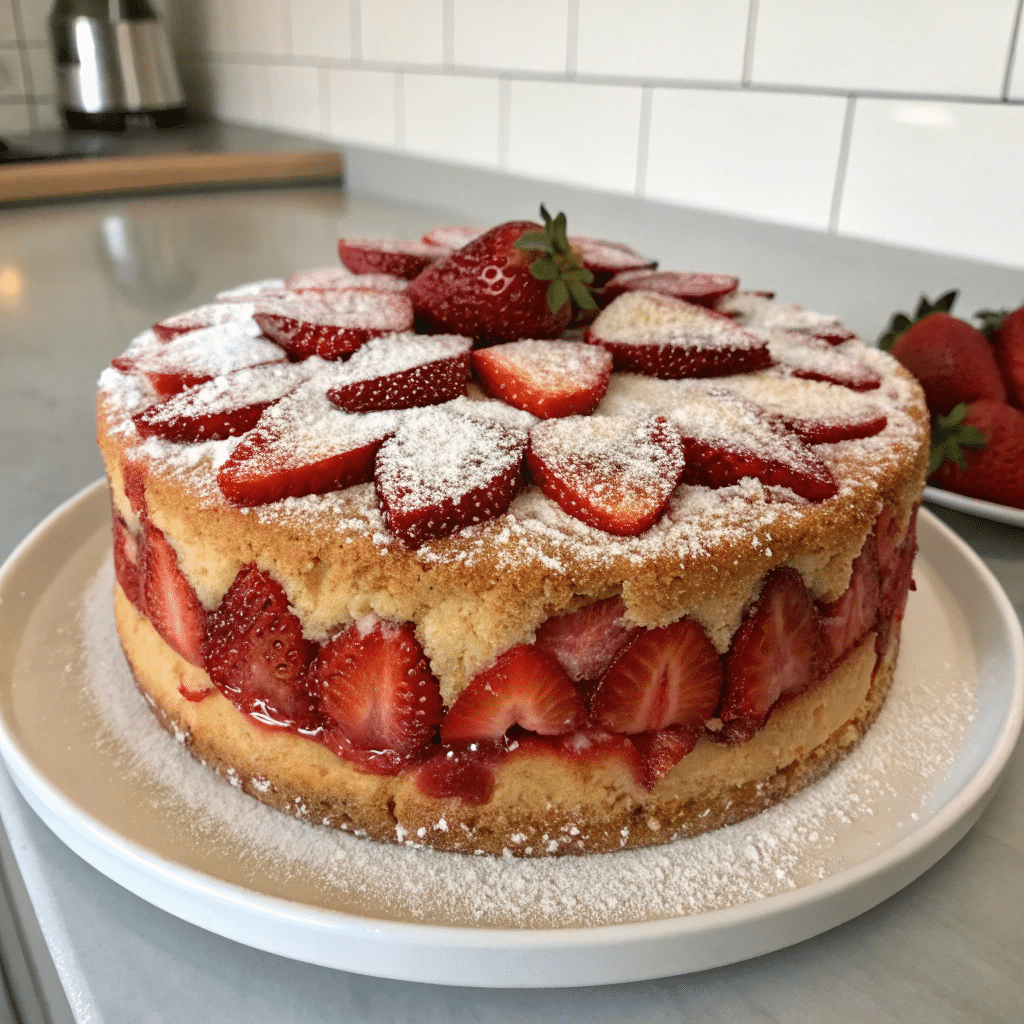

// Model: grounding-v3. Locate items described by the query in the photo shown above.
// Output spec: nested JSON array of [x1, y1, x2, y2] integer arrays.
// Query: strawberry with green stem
[[877, 290, 958, 352], [976, 302, 1024, 408]]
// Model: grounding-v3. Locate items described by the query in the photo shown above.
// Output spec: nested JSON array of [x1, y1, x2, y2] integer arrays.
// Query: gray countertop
[[0, 155, 1022, 1021]]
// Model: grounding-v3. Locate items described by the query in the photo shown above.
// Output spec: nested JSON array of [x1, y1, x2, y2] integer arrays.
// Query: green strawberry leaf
[[974, 306, 1009, 338], [547, 279, 570, 315], [928, 402, 988, 475], [515, 205, 598, 316], [529, 258, 559, 281], [566, 278, 598, 310], [878, 289, 959, 351]]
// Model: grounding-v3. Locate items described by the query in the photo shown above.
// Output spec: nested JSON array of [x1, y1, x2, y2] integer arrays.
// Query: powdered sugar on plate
[[79, 558, 975, 930]]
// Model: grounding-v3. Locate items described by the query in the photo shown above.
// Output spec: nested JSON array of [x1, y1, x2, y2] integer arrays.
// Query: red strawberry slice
[[631, 724, 703, 790], [311, 620, 443, 774], [736, 296, 857, 345], [253, 290, 414, 361], [285, 267, 409, 293], [132, 361, 310, 443], [326, 333, 471, 412], [375, 404, 528, 548], [413, 744, 498, 803], [203, 564, 318, 729], [819, 534, 880, 667], [153, 303, 261, 341], [337, 238, 449, 279], [527, 415, 687, 535], [472, 339, 612, 419], [407, 211, 596, 342], [111, 508, 144, 611], [569, 236, 657, 287], [421, 226, 483, 250], [217, 384, 397, 506], [215, 279, 285, 301], [122, 456, 148, 515], [770, 335, 881, 392], [783, 410, 888, 444], [591, 618, 722, 734], [875, 507, 918, 655], [987, 305, 1024, 407], [586, 292, 772, 379], [441, 645, 586, 744], [141, 517, 206, 668], [112, 325, 286, 397], [602, 270, 738, 308], [534, 596, 642, 687], [719, 568, 824, 743]]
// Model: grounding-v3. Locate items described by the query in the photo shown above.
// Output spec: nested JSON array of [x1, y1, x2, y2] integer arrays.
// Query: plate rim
[[924, 484, 1024, 528], [1, 480, 1022, 984]]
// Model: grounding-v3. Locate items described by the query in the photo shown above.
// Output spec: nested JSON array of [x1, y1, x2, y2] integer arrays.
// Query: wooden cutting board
[[0, 148, 342, 203]]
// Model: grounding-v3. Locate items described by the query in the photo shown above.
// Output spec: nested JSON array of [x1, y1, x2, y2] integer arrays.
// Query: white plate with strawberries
[[924, 486, 1024, 529], [0, 481, 1021, 987]]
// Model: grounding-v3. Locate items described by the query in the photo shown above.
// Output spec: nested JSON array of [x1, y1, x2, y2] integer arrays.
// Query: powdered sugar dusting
[[79, 559, 976, 929]]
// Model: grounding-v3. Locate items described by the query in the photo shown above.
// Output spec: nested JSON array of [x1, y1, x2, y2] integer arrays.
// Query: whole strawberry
[[406, 206, 597, 342], [977, 302, 1024, 409], [930, 399, 1024, 509]]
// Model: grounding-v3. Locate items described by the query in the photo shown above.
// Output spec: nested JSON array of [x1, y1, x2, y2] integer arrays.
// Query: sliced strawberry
[[602, 270, 738, 308], [770, 334, 881, 392], [421, 226, 483, 250], [719, 568, 824, 743], [783, 410, 888, 444], [983, 305, 1024, 407], [252, 291, 414, 361], [141, 518, 206, 668], [153, 303, 261, 341], [215, 279, 285, 301], [534, 596, 642, 688], [876, 507, 918, 656], [337, 238, 449, 279], [285, 267, 409, 293], [311, 620, 443, 773], [631, 724, 703, 790], [472, 339, 612, 419], [441, 645, 586, 744], [569, 236, 657, 287], [122, 456, 148, 515], [819, 534, 880, 668], [217, 385, 396, 506], [111, 508, 143, 611], [735, 296, 857, 345], [112, 325, 286, 397], [586, 291, 772, 379], [132, 361, 310, 442], [527, 415, 686, 535], [591, 618, 722, 734], [374, 404, 527, 548], [413, 744, 498, 804], [326, 333, 471, 412], [202, 565, 318, 729]]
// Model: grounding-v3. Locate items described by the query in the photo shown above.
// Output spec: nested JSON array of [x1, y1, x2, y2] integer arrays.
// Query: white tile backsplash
[[0, 46, 25, 98], [0, 98, 29, 132], [12, 0, 46, 44], [576, 0, 748, 83], [839, 98, 1024, 268], [360, 0, 444, 66], [645, 88, 847, 230], [452, 0, 568, 73], [289, 0, 351, 60], [0, 0, 17, 44], [265, 63, 322, 136], [235, 0, 291, 56], [509, 79, 643, 194], [1009, 15, 1024, 99], [752, 0, 1019, 98], [403, 73, 500, 167], [24, 43, 54, 97], [328, 68, 397, 149]]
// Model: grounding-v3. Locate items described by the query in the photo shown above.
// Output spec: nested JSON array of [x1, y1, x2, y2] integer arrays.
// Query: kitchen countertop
[[0, 156, 1023, 1021]]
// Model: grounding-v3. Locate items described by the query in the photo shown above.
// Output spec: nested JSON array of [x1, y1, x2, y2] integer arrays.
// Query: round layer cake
[[96, 220, 929, 856]]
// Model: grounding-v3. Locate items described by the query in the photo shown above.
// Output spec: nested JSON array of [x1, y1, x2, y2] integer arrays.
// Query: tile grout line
[[634, 85, 652, 197], [828, 94, 856, 234], [741, 0, 759, 85], [1002, 0, 1024, 98], [565, 0, 579, 77]]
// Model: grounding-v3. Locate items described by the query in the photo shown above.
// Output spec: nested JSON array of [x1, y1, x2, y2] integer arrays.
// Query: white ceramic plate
[[0, 481, 1021, 988], [924, 485, 1024, 528]]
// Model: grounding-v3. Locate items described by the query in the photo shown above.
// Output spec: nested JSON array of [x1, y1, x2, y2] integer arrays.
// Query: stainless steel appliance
[[49, 0, 186, 130]]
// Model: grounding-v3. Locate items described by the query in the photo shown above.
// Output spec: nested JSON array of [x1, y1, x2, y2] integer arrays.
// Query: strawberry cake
[[96, 210, 929, 856]]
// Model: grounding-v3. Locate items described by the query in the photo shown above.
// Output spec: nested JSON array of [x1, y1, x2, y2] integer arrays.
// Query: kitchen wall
[[0, 0, 60, 133]]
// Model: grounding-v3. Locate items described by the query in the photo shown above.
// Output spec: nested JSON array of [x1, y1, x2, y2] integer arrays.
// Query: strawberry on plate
[[782, 410, 888, 445], [630, 724, 704, 790], [337, 238, 450, 279], [568, 236, 657, 287], [818, 534, 880, 668], [586, 291, 772, 379], [311, 620, 444, 774], [421, 226, 483, 250], [441, 645, 587, 744], [719, 568, 824, 743], [407, 206, 598, 342], [590, 618, 723, 735], [527, 414, 687, 535], [929, 399, 1024, 509], [285, 267, 408, 293], [217, 382, 397, 506], [141, 517, 207, 668], [111, 508, 143, 611], [202, 565, 319, 729], [375, 403, 528, 548], [253, 290, 414, 361], [152, 302, 263, 341], [534, 596, 641, 688], [472, 339, 612, 419], [601, 270, 738, 308], [768, 334, 881, 392], [977, 302, 1024, 408], [326, 333, 472, 412]]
